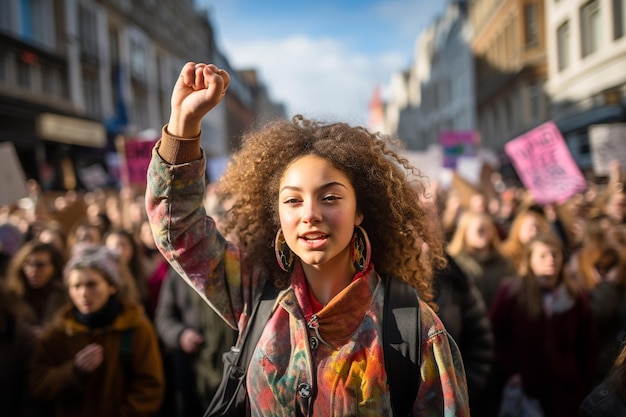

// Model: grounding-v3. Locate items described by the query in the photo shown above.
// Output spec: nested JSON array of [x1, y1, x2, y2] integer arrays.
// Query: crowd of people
[[0, 61, 625, 416], [0, 180, 236, 417]]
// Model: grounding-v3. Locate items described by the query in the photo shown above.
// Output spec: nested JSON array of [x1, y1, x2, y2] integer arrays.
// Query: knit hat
[[0, 222, 24, 256], [65, 243, 123, 289]]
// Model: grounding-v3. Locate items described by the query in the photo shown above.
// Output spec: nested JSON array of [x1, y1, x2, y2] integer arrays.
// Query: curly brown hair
[[216, 115, 446, 306]]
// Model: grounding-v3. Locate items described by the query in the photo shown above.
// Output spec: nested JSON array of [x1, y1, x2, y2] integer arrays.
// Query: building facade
[[545, 0, 626, 170], [0, 0, 282, 190], [386, 1, 476, 151], [469, 0, 550, 152]]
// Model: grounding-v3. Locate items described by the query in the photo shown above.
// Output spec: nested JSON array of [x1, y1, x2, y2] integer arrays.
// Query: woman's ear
[[355, 212, 364, 226]]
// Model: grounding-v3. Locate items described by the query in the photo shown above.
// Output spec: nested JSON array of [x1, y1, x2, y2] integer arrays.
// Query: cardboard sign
[[439, 131, 477, 169], [589, 123, 626, 176], [504, 121, 586, 204], [0, 142, 28, 205]]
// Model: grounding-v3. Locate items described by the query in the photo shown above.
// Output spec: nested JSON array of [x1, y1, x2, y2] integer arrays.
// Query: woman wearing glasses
[[4, 241, 67, 338]]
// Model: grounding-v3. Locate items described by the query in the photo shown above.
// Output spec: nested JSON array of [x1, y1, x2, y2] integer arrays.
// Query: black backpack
[[204, 276, 422, 417]]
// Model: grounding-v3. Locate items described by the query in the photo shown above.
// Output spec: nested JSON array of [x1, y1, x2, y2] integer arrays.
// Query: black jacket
[[434, 255, 494, 403]]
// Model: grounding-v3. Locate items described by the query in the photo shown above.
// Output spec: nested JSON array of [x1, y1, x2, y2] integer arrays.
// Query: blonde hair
[[447, 211, 501, 257], [500, 209, 551, 273]]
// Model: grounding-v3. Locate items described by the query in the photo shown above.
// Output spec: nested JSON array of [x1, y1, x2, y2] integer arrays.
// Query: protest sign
[[504, 121, 586, 204], [117, 136, 158, 188], [439, 131, 477, 169], [0, 142, 28, 205], [589, 123, 626, 176]]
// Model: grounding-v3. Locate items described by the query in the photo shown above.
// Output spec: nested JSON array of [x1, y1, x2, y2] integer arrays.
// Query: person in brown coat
[[29, 243, 164, 417]]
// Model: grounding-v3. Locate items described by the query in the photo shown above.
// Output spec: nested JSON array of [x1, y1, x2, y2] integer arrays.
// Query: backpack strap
[[383, 277, 421, 417], [236, 279, 279, 376], [204, 279, 279, 417]]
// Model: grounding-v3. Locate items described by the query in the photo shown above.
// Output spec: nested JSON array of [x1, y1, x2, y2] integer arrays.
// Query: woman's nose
[[301, 199, 321, 223]]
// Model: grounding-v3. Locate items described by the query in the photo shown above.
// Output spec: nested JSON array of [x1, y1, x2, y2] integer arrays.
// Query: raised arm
[[160, 62, 230, 164], [146, 63, 260, 330]]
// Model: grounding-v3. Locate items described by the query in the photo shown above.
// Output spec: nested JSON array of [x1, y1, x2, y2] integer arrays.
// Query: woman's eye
[[323, 195, 340, 202], [283, 198, 300, 205]]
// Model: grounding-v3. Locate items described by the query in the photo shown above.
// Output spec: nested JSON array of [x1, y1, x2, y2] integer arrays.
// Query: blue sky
[[194, 0, 446, 126]]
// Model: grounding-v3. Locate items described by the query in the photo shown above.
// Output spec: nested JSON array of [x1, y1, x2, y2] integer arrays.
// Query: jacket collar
[[288, 262, 381, 344]]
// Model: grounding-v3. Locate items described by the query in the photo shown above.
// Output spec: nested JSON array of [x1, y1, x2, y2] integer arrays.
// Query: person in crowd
[[0, 280, 48, 416], [155, 266, 238, 416], [29, 243, 164, 417], [5, 240, 67, 338], [0, 221, 25, 279], [146, 62, 469, 415], [66, 220, 103, 252], [490, 233, 597, 417], [104, 228, 150, 312], [574, 237, 626, 383], [431, 252, 494, 414], [500, 208, 552, 274], [137, 219, 170, 319], [580, 334, 626, 416], [447, 211, 516, 310], [36, 225, 68, 260], [599, 186, 626, 226]]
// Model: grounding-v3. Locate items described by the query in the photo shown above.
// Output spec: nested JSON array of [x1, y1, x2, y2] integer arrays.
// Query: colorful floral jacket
[[146, 135, 469, 417]]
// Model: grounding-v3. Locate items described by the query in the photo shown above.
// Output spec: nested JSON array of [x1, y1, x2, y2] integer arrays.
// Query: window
[[83, 69, 101, 118], [79, 4, 98, 61], [580, 0, 601, 57], [19, 0, 53, 48], [528, 82, 542, 125], [524, 3, 539, 48], [615, 0, 626, 39], [130, 39, 147, 80], [0, 0, 13, 32], [16, 59, 32, 89], [557, 21, 571, 71]]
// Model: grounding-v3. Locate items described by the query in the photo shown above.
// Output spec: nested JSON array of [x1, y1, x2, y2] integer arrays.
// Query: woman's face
[[278, 155, 363, 271], [529, 241, 562, 288], [465, 217, 493, 250], [105, 233, 133, 264], [67, 268, 116, 314], [75, 225, 102, 245], [518, 215, 541, 245], [23, 251, 55, 289]]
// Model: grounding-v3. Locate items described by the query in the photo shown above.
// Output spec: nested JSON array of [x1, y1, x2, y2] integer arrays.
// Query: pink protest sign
[[504, 121, 586, 204], [439, 131, 477, 168], [121, 138, 159, 187]]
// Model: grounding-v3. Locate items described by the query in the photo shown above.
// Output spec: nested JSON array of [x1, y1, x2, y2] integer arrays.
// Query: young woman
[[146, 62, 469, 416], [447, 211, 516, 310], [500, 208, 551, 274], [104, 228, 150, 311], [490, 233, 598, 417], [5, 241, 68, 338], [29, 244, 164, 417]]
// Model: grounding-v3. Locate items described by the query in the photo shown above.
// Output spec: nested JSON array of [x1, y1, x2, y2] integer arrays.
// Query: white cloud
[[224, 35, 407, 126]]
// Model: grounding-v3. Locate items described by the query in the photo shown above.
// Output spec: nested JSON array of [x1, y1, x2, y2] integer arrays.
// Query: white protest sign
[[0, 142, 28, 205], [589, 123, 626, 176]]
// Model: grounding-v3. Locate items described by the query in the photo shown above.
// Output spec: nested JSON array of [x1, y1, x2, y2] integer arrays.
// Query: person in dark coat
[[433, 254, 494, 413], [154, 267, 237, 416], [490, 233, 598, 417], [581, 333, 626, 417], [0, 281, 48, 417]]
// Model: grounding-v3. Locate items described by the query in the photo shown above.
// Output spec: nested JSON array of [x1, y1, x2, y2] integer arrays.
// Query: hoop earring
[[351, 226, 371, 272], [275, 229, 295, 272]]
